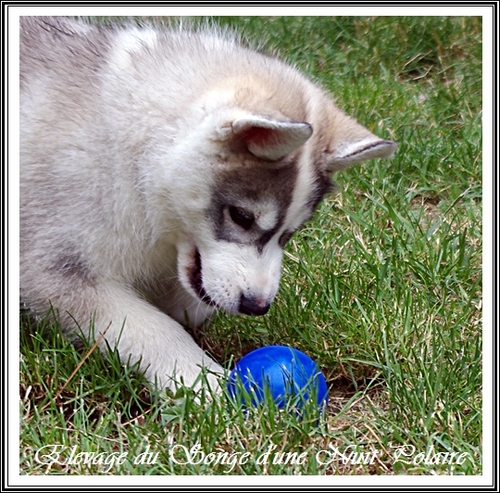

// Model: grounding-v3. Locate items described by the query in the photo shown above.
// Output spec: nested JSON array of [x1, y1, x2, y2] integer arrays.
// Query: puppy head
[[173, 101, 396, 316]]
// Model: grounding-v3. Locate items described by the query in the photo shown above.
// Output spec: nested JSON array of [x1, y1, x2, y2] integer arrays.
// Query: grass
[[19, 16, 483, 477]]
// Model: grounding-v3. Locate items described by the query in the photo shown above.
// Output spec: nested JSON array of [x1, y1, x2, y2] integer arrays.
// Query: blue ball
[[227, 345, 328, 413]]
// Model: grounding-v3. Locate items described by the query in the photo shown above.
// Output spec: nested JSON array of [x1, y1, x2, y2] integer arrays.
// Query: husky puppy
[[20, 17, 396, 390]]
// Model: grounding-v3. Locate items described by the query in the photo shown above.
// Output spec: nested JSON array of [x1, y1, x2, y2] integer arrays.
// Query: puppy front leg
[[56, 282, 224, 392]]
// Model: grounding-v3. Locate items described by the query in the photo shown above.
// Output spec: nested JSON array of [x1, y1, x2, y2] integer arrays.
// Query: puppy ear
[[325, 113, 397, 172], [328, 136, 397, 170], [231, 116, 313, 161]]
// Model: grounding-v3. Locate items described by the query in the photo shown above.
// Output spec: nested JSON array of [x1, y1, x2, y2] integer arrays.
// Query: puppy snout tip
[[238, 294, 270, 316]]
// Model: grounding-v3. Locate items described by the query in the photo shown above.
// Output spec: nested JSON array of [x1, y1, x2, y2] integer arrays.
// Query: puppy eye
[[229, 206, 254, 230]]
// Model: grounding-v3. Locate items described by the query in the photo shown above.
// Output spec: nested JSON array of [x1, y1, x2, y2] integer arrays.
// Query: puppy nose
[[239, 294, 270, 316]]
